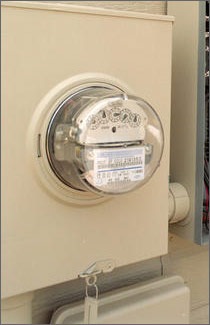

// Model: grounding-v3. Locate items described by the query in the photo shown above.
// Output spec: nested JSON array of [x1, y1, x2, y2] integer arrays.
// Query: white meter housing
[[32, 75, 164, 202]]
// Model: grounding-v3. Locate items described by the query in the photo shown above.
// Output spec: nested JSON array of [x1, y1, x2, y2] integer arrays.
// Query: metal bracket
[[79, 259, 115, 278]]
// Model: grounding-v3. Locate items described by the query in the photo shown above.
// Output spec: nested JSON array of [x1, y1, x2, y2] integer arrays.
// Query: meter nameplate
[[91, 147, 145, 188]]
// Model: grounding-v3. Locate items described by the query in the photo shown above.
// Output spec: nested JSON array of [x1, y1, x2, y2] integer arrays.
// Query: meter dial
[[87, 115, 100, 130], [120, 109, 132, 123], [129, 113, 141, 127], [109, 107, 121, 122], [97, 109, 109, 124]]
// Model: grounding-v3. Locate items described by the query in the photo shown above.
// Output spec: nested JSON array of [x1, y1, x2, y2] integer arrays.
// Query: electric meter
[[29, 75, 164, 204], [45, 84, 164, 196]]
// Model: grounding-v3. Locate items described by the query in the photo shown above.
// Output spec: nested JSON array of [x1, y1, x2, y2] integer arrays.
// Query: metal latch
[[79, 259, 115, 324], [79, 259, 115, 278]]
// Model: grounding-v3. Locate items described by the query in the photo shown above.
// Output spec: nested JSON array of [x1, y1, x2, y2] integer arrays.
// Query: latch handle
[[79, 259, 115, 278]]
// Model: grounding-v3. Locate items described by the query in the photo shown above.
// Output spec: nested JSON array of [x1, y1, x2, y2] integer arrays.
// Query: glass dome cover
[[46, 86, 164, 196]]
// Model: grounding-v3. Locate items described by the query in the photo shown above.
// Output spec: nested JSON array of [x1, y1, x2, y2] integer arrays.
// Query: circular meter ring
[[46, 85, 164, 197], [28, 73, 164, 205]]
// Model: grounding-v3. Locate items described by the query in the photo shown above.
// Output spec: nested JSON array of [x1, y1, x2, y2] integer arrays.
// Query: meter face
[[46, 85, 164, 196]]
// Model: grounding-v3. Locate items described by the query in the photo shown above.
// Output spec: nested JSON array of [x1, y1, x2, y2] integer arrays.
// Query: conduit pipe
[[168, 182, 190, 224]]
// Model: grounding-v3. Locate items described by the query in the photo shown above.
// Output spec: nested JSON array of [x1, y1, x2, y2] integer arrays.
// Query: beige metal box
[[2, 1, 173, 298]]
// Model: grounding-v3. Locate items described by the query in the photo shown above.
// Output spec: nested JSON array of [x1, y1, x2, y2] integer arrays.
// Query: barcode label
[[93, 147, 145, 187]]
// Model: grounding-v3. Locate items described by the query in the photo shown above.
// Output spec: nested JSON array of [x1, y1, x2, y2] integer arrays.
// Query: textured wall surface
[[46, 1, 167, 15]]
